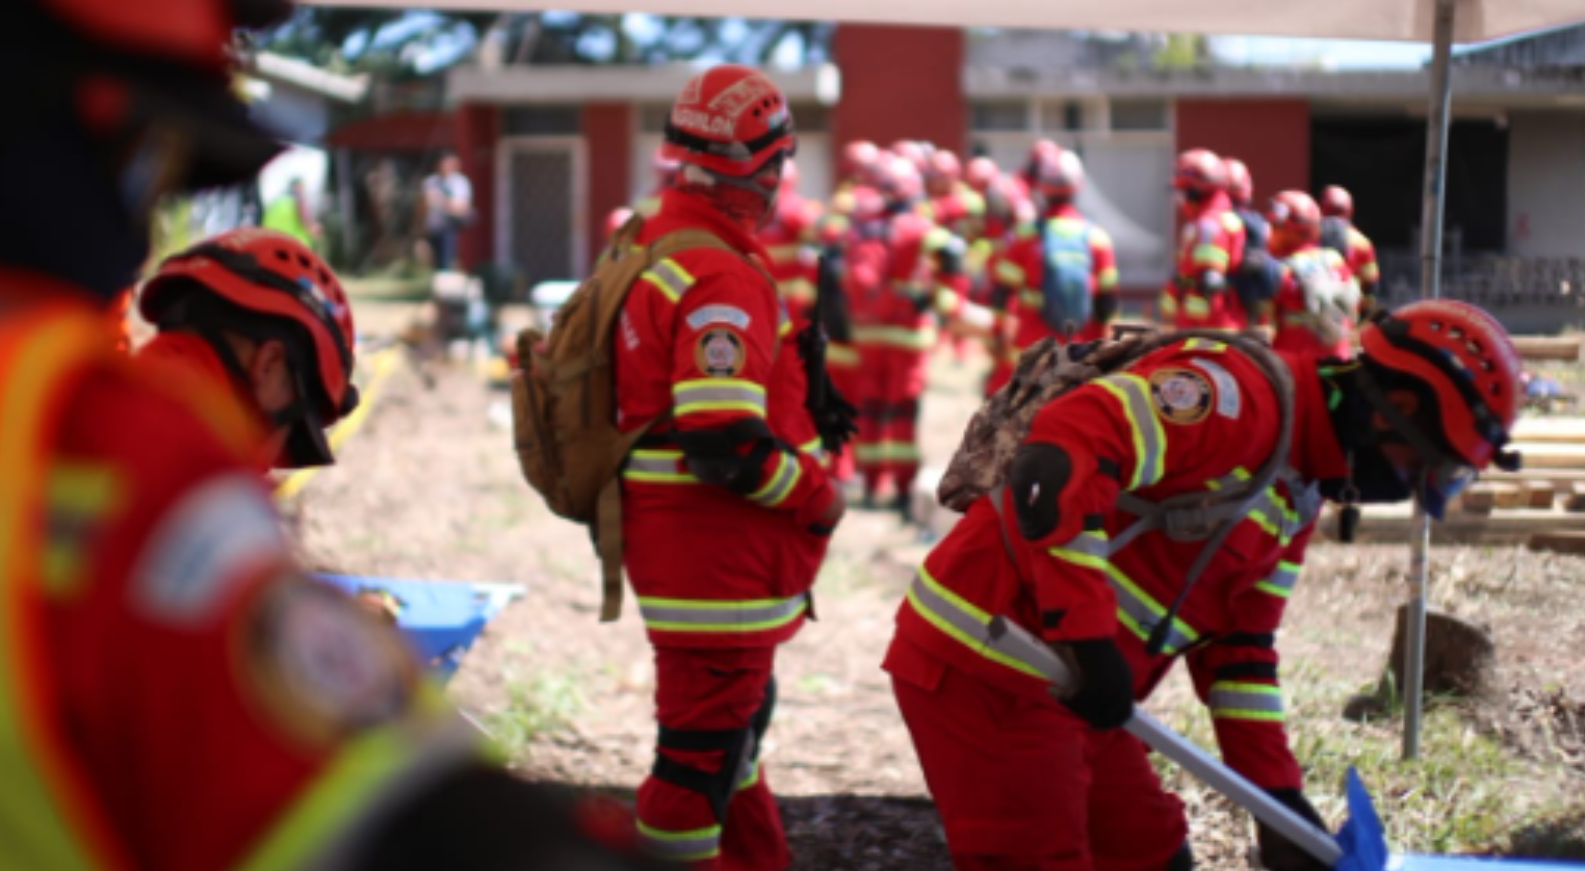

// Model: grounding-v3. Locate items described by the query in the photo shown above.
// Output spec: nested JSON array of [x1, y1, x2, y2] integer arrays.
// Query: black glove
[[1256, 788, 1330, 871], [1056, 637, 1135, 729], [810, 377, 859, 450]]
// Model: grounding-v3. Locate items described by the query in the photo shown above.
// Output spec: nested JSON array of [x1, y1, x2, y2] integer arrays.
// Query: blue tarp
[[316, 573, 524, 680]]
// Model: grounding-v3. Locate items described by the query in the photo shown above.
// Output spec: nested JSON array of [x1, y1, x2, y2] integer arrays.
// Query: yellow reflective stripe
[[851, 325, 938, 350], [764, 242, 803, 262], [1093, 374, 1166, 489], [749, 451, 801, 508], [1048, 529, 1110, 571], [1097, 266, 1119, 289], [797, 436, 824, 459], [624, 449, 699, 485], [43, 463, 122, 597], [641, 257, 697, 303], [1158, 293, 1179, 316], [1182, 338, 1226, 353], [1108, 566, 1200, 655], [0, 308, 124, 871], [995, 260, 1026, 287], [1255, 560, 1302, 599], [935, 287, 960, 315], [1191, 244, 1230, 270], [905, 569, 1051, 682], [237, 698, 480, 871], [826, 343, 860, 366], [637, 593, 807, 633], [672, 378, 766, 418], [638, 820, 722, 862], [1183, 295, 1211, 317], [854, 441, 923, 462], [779, 277, 816, 304], [1209, 681, 1285, 722], [1019, 289, 1045, 311], [737, 758, 761, 791]]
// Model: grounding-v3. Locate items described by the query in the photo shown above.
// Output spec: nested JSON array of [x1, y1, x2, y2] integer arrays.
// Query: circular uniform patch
[[237, 577, 420, 749], [695, 327, 746, 377], [1148, 367, 1213, 425]]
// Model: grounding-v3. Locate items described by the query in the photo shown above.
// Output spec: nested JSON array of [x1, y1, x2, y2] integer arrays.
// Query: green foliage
[[487, 671, 586, 759], [1155, 34, 1211, 70]]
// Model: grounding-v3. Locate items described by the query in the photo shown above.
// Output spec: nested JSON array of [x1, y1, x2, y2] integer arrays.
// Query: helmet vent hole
[[297, 255, 311, 269], [275, 250, 290, 262], [318, 269, 331, 285]]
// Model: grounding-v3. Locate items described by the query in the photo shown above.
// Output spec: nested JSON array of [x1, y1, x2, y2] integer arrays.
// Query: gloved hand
[[1256, 788, 1331, 871], [1053, 637, 1135, 729]]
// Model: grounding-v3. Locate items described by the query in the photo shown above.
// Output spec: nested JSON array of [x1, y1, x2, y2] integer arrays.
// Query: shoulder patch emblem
[[1148, 367, 1213, 425], [685, 304, 751, 331], [695, 327, 746, 377]]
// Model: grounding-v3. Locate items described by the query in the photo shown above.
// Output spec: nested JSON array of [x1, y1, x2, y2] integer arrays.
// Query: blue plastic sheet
[[316, 573, 524, 680]]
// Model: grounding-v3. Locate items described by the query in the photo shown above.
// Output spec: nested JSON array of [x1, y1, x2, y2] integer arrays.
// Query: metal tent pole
[[1404, 0, 1457, 761]]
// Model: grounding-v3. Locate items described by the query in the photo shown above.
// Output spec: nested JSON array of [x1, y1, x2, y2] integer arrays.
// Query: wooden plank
[[1319, 506, 1585, 545], [1508, 443, 1585, 470], [1458, 483, 1519, 513], [1511, 418, 1585, 445], [1527, 531, 1585, 555], [1510, 335, 1583, 362], [1523, 482, 1557, 509]]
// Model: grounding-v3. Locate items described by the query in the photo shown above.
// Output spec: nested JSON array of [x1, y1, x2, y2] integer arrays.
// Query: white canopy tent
[[307, 0, 1585, 757]]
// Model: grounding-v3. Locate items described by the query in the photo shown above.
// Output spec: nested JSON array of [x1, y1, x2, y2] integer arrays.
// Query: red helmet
[[851, 187, 888, 224], [141, 229, 359, 467], [662, 64, 796, 178], [1359, 300, 1522, 472], [1174, 149, 1226, 196], [1224, 158, 1254, 207], [926, 150, 962, 184], [841, 140, 880, 181], [891, 140, 929, 172], [1267, 190, 1322, 242], [965, 156, 998, 194], [1022, 139, 1062, 185], [1320, 185, 1354, 219], [1033, 149, 1085, 202], [875, 155, 923, 206]]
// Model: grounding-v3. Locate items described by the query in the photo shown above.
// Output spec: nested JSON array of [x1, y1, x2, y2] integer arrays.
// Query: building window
[[971, 100, 1029, 132], [1110, 98, 1169, 132], [503, 106, 581, 136]]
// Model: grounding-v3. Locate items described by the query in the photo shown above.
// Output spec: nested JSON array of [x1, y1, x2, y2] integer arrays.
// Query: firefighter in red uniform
[[1318, 185, 1382, 309], [759, 158, 823, 325], [886, 298, 1523, 871], [0, 1, 670, 869], [613, 64, 845, 870], [1268, 191, 1360, 360], [851, 156, 945, 516], [986, 148, 1119, 396], [137, 229, 361, 471], [1162, 149, 1246, 330]]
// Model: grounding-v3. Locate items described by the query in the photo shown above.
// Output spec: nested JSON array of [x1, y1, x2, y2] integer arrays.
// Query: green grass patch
[[486, 671, 586, 760]]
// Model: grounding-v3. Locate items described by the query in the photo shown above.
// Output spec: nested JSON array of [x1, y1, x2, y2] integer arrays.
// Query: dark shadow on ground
[[1502, 811, 1585, 861], [780, 794, 951, 871]]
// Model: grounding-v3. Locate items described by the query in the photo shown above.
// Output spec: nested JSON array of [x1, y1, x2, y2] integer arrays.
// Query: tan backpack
[[510, 215, 757, 621], [939, 327, 1311, 654]]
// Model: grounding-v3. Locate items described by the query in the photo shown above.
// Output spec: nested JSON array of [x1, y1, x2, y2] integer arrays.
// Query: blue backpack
[[1230, 207, 1281, 318], [1039, 217, 1093, 333]]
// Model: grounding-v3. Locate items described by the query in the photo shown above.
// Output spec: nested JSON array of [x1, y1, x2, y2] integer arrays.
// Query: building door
[[497, 137, 587, 283]]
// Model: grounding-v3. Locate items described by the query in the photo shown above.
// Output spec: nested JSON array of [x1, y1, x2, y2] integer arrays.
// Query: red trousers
[[886, 638, 1187, 871], [638, 646, 789, 871], [854, 342, 929, 497]]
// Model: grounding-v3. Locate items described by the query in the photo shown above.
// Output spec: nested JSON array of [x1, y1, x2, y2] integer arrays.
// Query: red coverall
[[1161, 191, 1246, 330], [850, 210, 940, 501], [985, 204, 1120, 396], [1339, 224, 1380, 304], [885, 338, 1348, 870], [1272, 246, 1358, 360], [758, 192, 822, 324], [0, 276, 478, 871], [615, 188, 837, 870]]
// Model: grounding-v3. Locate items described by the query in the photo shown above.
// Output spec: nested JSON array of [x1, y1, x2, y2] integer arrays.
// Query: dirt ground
[[288, 301, 1585, 870]]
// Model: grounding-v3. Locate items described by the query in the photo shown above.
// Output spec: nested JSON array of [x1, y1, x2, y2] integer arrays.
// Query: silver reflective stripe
[[1209, 681, 1285, 720], [645, 258, 695, 301], [906, 572, 1055, 682], [1055, 530, 1110, 561], [673, 383, 766, 410], [638, 594, 807, 633], [1109, 574, 1198, 655], [628, 454, 682, 475], [1095, 375, 1165, 489], [749, 452, 800, 507], [637, 821, 721, 862], [1256, 560, 1301, 598]]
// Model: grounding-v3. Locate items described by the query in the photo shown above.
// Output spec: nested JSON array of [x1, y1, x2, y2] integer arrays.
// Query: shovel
[[986, 616, 1389, 871]]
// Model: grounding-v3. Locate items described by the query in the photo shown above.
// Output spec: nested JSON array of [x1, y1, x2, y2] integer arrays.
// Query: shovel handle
[[986, 616, 1346, 867]]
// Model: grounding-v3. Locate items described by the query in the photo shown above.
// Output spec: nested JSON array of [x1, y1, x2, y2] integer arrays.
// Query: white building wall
[[1507, 111, 1585, 259]]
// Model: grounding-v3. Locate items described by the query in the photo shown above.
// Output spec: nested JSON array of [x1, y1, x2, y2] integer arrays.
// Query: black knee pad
[[1007, 442, 1072, 541], [651, 725, 754, 824], [1166, 841, 1195, 871]]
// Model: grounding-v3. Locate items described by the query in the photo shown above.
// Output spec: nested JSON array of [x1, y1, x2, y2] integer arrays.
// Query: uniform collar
[[1284, 351, 1350, 484], [654, 187, 773, 265]]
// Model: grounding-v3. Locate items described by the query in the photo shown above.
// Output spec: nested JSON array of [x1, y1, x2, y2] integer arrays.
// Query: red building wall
[[831, 25, 966, 161], [1175, 99, 1311, 204], [582, 103, 632, 272], [455, 103, 500, 270]]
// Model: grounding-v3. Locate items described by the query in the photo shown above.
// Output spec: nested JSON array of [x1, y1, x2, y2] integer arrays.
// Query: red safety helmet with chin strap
[[1268, 190, 1322, 244], [1320, 185, 1354, 219], [662, 64, 795, 225], [965, 156, 998, 194], [1174, 149, 1226, 196], [141, 228, 360, 468], [1033, 149, 1085, 202], [1225, 158, 1254, 207], [841, 140, 880, 182]]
